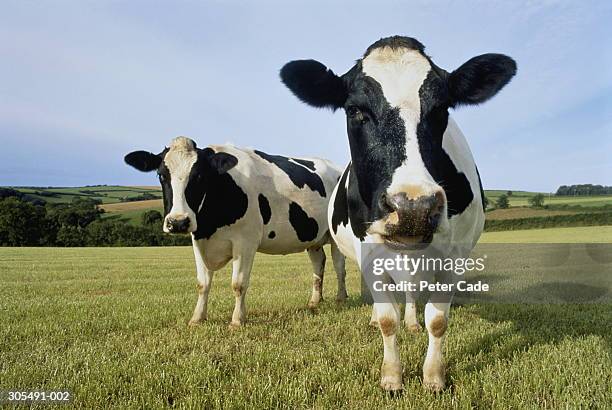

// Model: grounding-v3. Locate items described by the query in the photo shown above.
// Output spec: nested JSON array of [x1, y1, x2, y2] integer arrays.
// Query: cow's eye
[[347, 106, 370, 125]]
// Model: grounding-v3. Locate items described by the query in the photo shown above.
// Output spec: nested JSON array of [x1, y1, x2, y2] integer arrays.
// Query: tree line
[[0, 190, 190, 247], [555, 184, 612, 196]]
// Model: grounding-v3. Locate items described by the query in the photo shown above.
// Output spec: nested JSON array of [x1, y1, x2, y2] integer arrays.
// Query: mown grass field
[[1, 226, 611, 408]]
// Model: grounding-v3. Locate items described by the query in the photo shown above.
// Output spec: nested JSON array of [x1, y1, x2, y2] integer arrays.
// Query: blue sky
[[1, 0, 610, 192]]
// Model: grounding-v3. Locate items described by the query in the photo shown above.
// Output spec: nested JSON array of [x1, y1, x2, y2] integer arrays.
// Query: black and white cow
[[280, 36, 516, 391], [125, 137, 347, 327]]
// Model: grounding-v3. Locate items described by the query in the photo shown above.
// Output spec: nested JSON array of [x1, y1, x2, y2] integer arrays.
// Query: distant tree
[[47, 198, 102, 228], [56, 225, 88, 247], [495, 194, 510, 209], [142, 210, 163, 226], [528, 193, 545, 208], [0, 197, 48, 246], [506, 190, 513, 196], [483, 196, 490, 209], [555, 184, 612, 196]]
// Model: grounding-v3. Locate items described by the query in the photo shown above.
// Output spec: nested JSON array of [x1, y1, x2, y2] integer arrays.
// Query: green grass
[[1, 227, 611, 408], [485, 190, 612, 208], [7, 185, 161, 204], [480, 225, 612, 243], [102, 208, 163, 225]]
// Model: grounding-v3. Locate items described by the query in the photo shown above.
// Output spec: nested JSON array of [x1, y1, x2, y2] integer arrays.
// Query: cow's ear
[[449, 54, 516, 106], [124, 150, 161, 172], [209, 152, 238, 175], [280, 59, 347, 110]]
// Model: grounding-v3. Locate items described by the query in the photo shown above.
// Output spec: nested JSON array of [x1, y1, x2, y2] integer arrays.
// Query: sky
[[0, 0, 610, 192]]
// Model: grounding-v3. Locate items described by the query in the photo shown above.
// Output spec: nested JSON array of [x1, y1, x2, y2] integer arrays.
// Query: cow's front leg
[[189, 239, 214, 326], [307, 246, 326, 309], [331, 240, 348, 302], [375, 302, 403, 391], [423, 301, 450, 392], [230, 247, 256, 328]]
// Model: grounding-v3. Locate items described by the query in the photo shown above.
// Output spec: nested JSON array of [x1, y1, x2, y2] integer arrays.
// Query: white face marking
[[361, 46, 450, 237], [362, 47, 440, 199], [163, 137, 198, 232]]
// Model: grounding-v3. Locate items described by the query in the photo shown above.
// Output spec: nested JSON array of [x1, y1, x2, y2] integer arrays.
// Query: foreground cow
[[281, 36, 515, 391], [125, 137, 347, 327]]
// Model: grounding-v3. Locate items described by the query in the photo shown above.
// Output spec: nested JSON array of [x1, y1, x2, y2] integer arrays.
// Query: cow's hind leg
[[331, 240, 348, 302], [307, 246, 326, 309], [404, 301, 422, 332], [189, 239, 214, 326], [230, 246, 256, 328], [423, 301, 450, 392]]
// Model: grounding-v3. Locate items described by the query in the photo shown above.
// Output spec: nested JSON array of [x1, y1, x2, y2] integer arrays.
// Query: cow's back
[[209, 144, 341, 255]]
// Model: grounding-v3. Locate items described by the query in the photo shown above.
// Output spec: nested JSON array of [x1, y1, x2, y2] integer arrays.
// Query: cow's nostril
[[428, 213, 441, 230], [379, 193, 395, 213]]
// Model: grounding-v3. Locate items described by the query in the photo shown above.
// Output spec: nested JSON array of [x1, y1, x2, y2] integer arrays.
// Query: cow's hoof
[[307, 301, 320, 310], [423, 378, 445, 393], [335, 292, 348, 303], [228, 321, 242, 330], [405, 322, 422, 333], [380, 378, 403, 392]]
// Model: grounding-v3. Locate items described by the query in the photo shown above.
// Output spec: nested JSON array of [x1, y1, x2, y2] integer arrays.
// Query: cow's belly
[[257, 211, 329, 255]]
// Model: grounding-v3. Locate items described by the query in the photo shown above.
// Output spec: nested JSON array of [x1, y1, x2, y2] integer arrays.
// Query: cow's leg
[[369, 307, 378, 326], [422, 301, 450, 392], [375, 302, 403, 391], [230, 247, 256, 328], [330, 240, 348, 302], [404, 301, 422, 332], [189, 239, 214, 326], [307, 246, 326, 309]]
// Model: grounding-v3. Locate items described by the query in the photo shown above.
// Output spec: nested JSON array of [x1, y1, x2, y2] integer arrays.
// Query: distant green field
[[1, 226, 610, 408], [486, 190, 612, 208], [103, 208, 164, 225], [480, 225, 612, 243], [7, 185, 161, 205]]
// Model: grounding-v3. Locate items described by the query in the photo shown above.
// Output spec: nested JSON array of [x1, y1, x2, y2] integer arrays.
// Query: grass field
[[486, 191, 612, 208], [8, 185, 161, 205], [480, 225, 612, 243], [1, 226, 610, 408]]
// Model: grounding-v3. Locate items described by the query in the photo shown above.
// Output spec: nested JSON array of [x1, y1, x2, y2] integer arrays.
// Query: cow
[[280, 36, 516, 392], [124, 137, 347, 328]]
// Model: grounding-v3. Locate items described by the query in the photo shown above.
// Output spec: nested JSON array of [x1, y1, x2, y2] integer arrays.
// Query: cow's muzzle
[[165, 215, 192, 234], [377, 191, 445, 247]]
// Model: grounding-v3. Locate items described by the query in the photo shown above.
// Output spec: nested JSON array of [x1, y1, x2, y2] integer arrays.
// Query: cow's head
[[281, 36, 515, 245], [124, 137, 237, 234]]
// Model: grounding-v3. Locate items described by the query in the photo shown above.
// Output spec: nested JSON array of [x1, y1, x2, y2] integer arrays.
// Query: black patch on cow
[[288, 202, 318, 242], [475, 165, 485, 212], [346, 168, 369, 240], [268, 231, 276, 239], [258, 194, 272, 225], [291, 158, 316, 171], [331, 164, 350, 234], [417, 71, 473, 216], [190, 154, 248, 240], [254, 150, 326, 197], [340, 69, 408, 228], [154, 148, 172, 217]]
